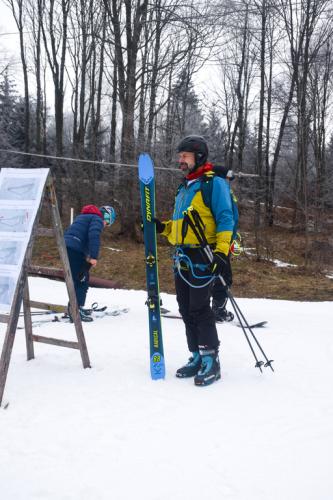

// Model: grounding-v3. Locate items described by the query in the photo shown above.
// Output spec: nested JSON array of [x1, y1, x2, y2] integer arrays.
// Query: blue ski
[[138, 153, 165, 380]]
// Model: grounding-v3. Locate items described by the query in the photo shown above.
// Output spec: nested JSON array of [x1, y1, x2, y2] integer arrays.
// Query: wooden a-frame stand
[[0, 173, 90, 407]]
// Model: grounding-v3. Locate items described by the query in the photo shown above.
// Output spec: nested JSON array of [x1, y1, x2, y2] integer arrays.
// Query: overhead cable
[[0, 148, 259, 177]]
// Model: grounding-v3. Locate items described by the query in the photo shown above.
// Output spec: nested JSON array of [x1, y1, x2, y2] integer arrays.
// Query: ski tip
[[236, 320, 268, 329], [160, 307, 170, 314], [254, 321, 268, 328], [1, 401, 10, 410], [150, 353, 165, 380], [161, 314, 181, 319], [138, 153, 154, 185]]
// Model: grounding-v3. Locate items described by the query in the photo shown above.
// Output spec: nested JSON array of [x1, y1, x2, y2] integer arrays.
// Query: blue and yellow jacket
[[161, 168, 234, 255]]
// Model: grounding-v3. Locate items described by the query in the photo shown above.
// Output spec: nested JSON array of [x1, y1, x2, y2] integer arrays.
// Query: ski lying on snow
[[17, 308, 129, 329], [161, 313, 182, 319], [19, 304, 108, 317], [82, 305, 107, 314], [161, 311, 267, 329]]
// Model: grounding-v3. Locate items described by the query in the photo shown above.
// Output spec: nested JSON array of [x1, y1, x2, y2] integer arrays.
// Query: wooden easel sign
[[0, 168, 90, 407]]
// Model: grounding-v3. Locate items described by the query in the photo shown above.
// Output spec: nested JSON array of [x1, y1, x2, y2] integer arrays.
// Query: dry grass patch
[[31, 229, 333, 302]]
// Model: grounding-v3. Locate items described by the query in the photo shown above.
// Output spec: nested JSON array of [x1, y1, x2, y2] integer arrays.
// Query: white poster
[[0, 168, 50, 313], [0, 208, 32, 233], [0, 239, 25, 265], [0, 177, 41, 201]]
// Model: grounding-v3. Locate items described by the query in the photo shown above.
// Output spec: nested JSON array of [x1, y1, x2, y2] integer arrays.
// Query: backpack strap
[[200, 173, 215, 208], [178, 172, 228, 210], [200, 165, 236, 208], [176, 181, 185, 197]]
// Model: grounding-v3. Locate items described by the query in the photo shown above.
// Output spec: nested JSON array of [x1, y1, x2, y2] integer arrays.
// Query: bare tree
[[38, 0, 70, 158], [102, 0, 148, 235], [26, 0, 45, 154], [214, 1, 255, 172], [266, 0, 333, 233], [309, 40, 333, 230], [6, 0, 30, 155]]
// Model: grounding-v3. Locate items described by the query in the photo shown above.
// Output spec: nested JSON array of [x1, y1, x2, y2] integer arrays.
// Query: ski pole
[[225, 291, 274, 370], [183, 207, 274, 372]]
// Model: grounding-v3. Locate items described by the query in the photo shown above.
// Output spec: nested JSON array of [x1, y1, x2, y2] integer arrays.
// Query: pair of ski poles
[[183, 206, 274, 373]]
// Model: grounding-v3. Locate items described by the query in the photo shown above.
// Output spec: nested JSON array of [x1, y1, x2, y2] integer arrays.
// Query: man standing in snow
[[154, 136, 234, 386], [64, 204, 116, 321]]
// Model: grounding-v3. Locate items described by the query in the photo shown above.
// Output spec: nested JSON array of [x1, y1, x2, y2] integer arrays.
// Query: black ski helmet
[[177, 135, 209, 168]]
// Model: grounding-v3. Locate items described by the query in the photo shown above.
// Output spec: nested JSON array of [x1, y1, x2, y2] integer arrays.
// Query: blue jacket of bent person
[[64, 205, 104, 259]]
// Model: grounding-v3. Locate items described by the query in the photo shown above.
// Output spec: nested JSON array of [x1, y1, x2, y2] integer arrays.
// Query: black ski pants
[[174, 247, 219, 353]]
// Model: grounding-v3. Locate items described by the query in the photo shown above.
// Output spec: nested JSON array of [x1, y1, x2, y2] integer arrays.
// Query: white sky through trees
[[0, 0, 220, 115]]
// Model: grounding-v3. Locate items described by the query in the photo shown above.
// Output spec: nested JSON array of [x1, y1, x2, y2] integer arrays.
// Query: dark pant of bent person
[[66, 247, 91, 307], [174, 247, 219, 352]]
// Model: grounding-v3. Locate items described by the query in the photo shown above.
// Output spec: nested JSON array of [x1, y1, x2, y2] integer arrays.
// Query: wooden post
[[45, 177, 91, 369], [0, 269, 28, 405], [23, 280, 34, 360]]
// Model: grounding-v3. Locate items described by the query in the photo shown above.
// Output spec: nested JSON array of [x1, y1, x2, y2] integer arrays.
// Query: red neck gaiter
[[186, 162, 214, 181]]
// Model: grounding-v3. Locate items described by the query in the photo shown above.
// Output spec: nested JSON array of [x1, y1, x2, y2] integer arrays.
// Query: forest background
[[0, 0, 332, 301]]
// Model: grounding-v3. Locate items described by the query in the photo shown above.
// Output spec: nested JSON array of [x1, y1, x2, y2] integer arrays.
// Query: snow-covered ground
[[1, 277, 332, 500], [244, 248, 298, 268]]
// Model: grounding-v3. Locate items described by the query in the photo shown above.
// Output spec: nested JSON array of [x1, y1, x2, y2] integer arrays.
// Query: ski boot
[[67, 303, 93, 322], [79, 307, 93, 322], [80, 307, 93, 316], [212, 300, 234, 323], [194, 348, 221, 386], [176, 351, 201, 378]]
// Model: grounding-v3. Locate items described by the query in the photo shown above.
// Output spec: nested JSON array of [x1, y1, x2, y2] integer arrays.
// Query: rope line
[[0, 148, 259, 177], [0, 148, 178, 171]]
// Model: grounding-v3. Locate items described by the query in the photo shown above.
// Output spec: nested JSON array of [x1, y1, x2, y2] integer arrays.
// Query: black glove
[[152, 217, 166, 234], [211, 252, 228, 276]]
